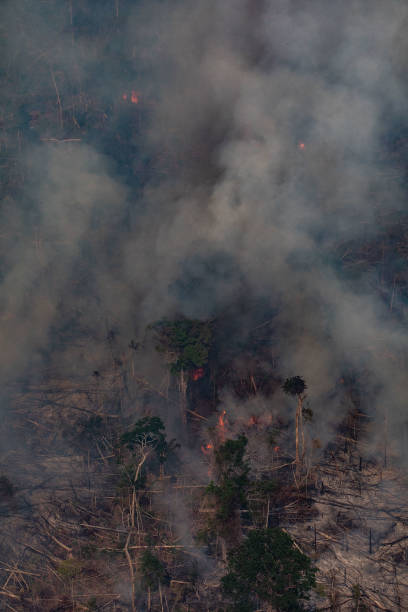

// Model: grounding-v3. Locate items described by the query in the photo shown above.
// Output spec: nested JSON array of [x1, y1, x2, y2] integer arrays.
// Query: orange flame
[[218, 410, 226, 428], [298, 142, 305, 150], [201, 442, 213, 455], [122, 91, 140, 104], [192, 367, 204, 381], [218, 410, 227, 443]]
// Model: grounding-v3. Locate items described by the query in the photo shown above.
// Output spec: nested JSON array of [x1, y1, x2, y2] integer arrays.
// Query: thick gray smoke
[[1, 0, 408, 455]]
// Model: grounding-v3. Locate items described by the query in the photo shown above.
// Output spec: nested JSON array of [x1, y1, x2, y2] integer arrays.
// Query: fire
[[218, 410, 226, 428], [201, 442, 213, 455], [247, 415, 258, 427], [192, 367, 204, 381], [298, 142, 305, 150], [218, 410, 227, 443], [274, 446, 280, 453], [121, 91, 139, 104]]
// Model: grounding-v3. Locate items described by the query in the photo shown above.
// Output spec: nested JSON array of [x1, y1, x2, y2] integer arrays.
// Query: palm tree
[[282, 376, 307, 478]]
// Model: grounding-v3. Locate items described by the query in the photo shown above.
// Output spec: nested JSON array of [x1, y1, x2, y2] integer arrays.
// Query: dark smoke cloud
[[0, 0, 408, 457]]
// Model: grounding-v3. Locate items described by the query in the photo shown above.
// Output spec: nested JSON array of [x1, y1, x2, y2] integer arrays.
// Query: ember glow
[[122, 91, 139, 104], [192, 367, 204, 381], [217, 410, 227, 443], [201, 442, 213, 455], [218, 410, 226, 429]]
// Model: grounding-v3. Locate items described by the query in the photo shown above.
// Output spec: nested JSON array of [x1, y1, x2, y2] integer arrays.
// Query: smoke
[[0, 0, 407, 462], [126, 0, 408, 451]]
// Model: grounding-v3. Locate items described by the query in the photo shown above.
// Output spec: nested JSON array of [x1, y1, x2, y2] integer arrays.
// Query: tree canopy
[[221, 528, 316, 611], [207, 435, 250, 523], [150, 318, 212, 373], [282, 376, 307, 397], [121, 416, 169, 463]]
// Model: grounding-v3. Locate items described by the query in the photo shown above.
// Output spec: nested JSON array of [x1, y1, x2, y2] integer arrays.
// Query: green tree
[[205, 435, 249, 561], [207, 434, 249, 523], [140, 550, 170, 612], [150, 318, 212, 374], [221, 528, 316, 612], [119, 417, 178, 527], [120, 416, 179, 482], [121, 417, 170, 467], [140, 550, 170, 590], [150, 317, 212, 424]]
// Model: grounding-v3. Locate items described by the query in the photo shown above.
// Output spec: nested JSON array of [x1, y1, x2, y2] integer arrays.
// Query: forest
[[1, 1, 408, 610]]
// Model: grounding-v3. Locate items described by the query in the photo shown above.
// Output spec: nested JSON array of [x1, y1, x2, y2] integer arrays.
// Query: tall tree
[[120, 417, 178, 525], [282, 376, 307, 478]]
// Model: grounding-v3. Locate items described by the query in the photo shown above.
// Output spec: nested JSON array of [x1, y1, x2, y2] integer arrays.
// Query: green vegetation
[[221, 528, 316, 611], [119, 416, 178, 486], [206, 435, 249, 523], [150, 318, 212, 373], [140, 550, 170, 590], [121, 416, 169, 465]]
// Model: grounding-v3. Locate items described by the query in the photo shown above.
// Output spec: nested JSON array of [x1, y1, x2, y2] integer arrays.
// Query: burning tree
[[150, 318, 212, 423], [282, 376, 307, 478]]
